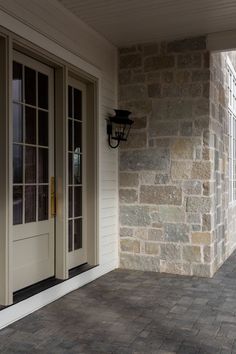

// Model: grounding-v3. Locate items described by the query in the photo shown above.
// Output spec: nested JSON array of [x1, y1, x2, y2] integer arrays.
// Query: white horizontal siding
[[0, 0, 118, 272]]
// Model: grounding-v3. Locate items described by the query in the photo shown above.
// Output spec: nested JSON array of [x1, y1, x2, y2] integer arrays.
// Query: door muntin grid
[[13, 60, 50, 225], [68, 85, 83, 252]]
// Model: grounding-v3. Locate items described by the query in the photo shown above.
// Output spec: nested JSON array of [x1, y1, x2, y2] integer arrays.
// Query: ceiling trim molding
[[207, 30, 236, 52]]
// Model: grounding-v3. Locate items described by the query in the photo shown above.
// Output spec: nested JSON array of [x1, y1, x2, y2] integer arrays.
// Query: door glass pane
[[74, 218, 82, 250], [38, 73, 48, 109], [74, 88, 82, 120], [38, 148, 48, 183], [74, 153, 82, 184], [74, 186, 82, 217], [68, 220, 73, 252], [25, 66, 36, 106], [13, 104, 23, 143], [69, 186, 73, 218], [25, 185, 36, 223], [68, 86, 72, 118], [13, 62, 22, 102], [13, 186, 23, 225], [38, 110, 48, 146], [68, 153, 73, 185], [38, 185, 48, 221], [25, 146, 36, 183], [13, 144, 23, 183], [25, 106, 36, 144], [68, 119, 73, 151], [74, 121, 82, 153]]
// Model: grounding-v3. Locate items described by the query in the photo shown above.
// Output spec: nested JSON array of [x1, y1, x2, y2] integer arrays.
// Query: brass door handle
[[50, 176, 56, 217]]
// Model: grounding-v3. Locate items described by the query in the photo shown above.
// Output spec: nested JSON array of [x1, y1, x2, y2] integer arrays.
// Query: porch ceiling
[[58, 0, 236, 46]]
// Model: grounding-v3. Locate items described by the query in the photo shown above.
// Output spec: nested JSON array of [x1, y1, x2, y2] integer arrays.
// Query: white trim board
[[0, 260, 117, 330], [0, 8, 102, 80]]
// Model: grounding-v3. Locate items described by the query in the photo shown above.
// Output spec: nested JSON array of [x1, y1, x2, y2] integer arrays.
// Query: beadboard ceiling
[[58, 0, 236, 46]]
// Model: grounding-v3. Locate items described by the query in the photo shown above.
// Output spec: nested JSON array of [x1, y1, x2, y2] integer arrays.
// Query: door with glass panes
[[68, 78, 87, 270], [12, 51, 54, 291]]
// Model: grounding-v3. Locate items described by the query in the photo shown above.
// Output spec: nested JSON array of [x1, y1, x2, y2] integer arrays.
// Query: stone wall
[[118, 36, 214, 277], [210, 51, 236, 273]]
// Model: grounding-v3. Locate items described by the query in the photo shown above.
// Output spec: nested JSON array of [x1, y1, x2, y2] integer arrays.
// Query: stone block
[[148, 83, 161, 97], [119, 100, 152, 116], [160, 244, 181, 261], [144, 55, 175, 71], [119, 70, 132, 84], [182, 181, 202, 195], [120, 206, 151, 226], [142, 43, 159, 56], [120, 148, 169, 171], [160, 261, 184, 275], [192, 70, 210, 81], [158, 206, 185, 223], [140, 185, 182, 205], [148, 229, 164, 241], [191, 264, 212, 277], [191, 161, 211, 179], [202, 214, 212, 231], [120, 238, 140, 253], [139, 171, 156, 185], [146, 72, 161, 83], [119, 173, 139, 187], [145, 242, 160, 255], [155, 174, 169, 184], [203, 246, 213, 262], [119, 46, 137, 55], [167, 37, 206, 53], [180, 121, 193, 136], [120, 227, 134, 238], [119, 84, 147, 101], [135, 229, 148, 240], [186, 197, 211, 213], [164, 223, 189, 242], [152, 98, 193, 121], [187, 213, 201, 224], [177, 53, 202, 68], [171, 161, 192, 179], [170, 138, 194, 159], [175, 70, 191, 84], [132, 116, 147, 129], [161, 71, 174, 83], [193, 98, 209, 116], [191, 232, 212, 245], [182, 245, 201, 262], [120, 253, 160, 271], [119, 189, 138, 203], [149, 120, 179, 137], [119, 53, 142, 69], [120, 131, 147, 149]]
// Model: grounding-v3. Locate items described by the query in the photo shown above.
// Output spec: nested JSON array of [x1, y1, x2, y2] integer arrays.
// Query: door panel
[[12, 51, 54, 292], [67, 78, 87, 270]]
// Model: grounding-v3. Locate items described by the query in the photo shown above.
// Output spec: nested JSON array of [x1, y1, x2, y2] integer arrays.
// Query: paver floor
[[1, 252, 236, 353]]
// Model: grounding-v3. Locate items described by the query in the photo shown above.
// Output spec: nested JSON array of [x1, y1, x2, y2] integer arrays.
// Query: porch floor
[[1, 253, 236, 353]]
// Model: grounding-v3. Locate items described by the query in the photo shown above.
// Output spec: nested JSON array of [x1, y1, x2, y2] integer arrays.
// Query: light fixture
[[106, 109, 134, 149]]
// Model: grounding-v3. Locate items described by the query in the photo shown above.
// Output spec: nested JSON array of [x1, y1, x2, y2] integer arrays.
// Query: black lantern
[[106, 109, 134, 148]]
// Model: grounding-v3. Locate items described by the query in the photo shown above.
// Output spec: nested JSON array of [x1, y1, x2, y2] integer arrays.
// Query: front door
[[12, 51, 54, 292], [67, 78, 87, 269]]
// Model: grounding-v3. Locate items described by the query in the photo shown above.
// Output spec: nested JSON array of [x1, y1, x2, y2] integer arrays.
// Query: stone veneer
[[118, 36, 214, 277]]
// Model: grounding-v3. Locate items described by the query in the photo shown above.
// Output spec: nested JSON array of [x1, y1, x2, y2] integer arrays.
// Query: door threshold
[[0, 263, 96, 311]]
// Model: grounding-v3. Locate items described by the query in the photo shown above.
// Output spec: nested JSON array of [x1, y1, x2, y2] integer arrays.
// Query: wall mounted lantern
[[106, 109, 134, 149]]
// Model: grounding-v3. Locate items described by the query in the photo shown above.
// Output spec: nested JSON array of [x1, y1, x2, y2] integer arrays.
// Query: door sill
[[0, 263, 96, 311]]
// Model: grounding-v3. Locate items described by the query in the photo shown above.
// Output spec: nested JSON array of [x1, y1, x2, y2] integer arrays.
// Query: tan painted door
[[12, 51, 54, 292], [67, 78, 87, 269]]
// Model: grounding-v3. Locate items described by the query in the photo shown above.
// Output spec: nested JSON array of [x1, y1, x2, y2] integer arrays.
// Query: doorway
[[12, 51, 54, 292]]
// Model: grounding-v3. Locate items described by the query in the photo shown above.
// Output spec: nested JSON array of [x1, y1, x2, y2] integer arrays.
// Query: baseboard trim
[[0, 261, 117, 330]]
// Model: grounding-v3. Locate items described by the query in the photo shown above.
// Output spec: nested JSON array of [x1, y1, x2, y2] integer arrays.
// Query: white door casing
[[12, 51, 54, 292]]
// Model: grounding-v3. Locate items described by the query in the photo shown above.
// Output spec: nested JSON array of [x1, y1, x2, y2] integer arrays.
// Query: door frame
[[0, 27, 100, 306]]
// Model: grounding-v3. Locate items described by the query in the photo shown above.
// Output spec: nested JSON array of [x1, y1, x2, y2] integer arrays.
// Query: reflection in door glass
[[25, 66, 36, 105], [13, 186, 23, 225], [13, 62, 22, 102], [38, 148, 48, 183], [13, 104, 23, 143], [13, 144, 23, 184], [25, 186, 36, 223], [74, 218, 82, 250], [25, 146, 36, 183], [38, 185, 48, 221], [38, 73, 48, 109], [38, 110, 48, 146], [25, 106, 36, 144]]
